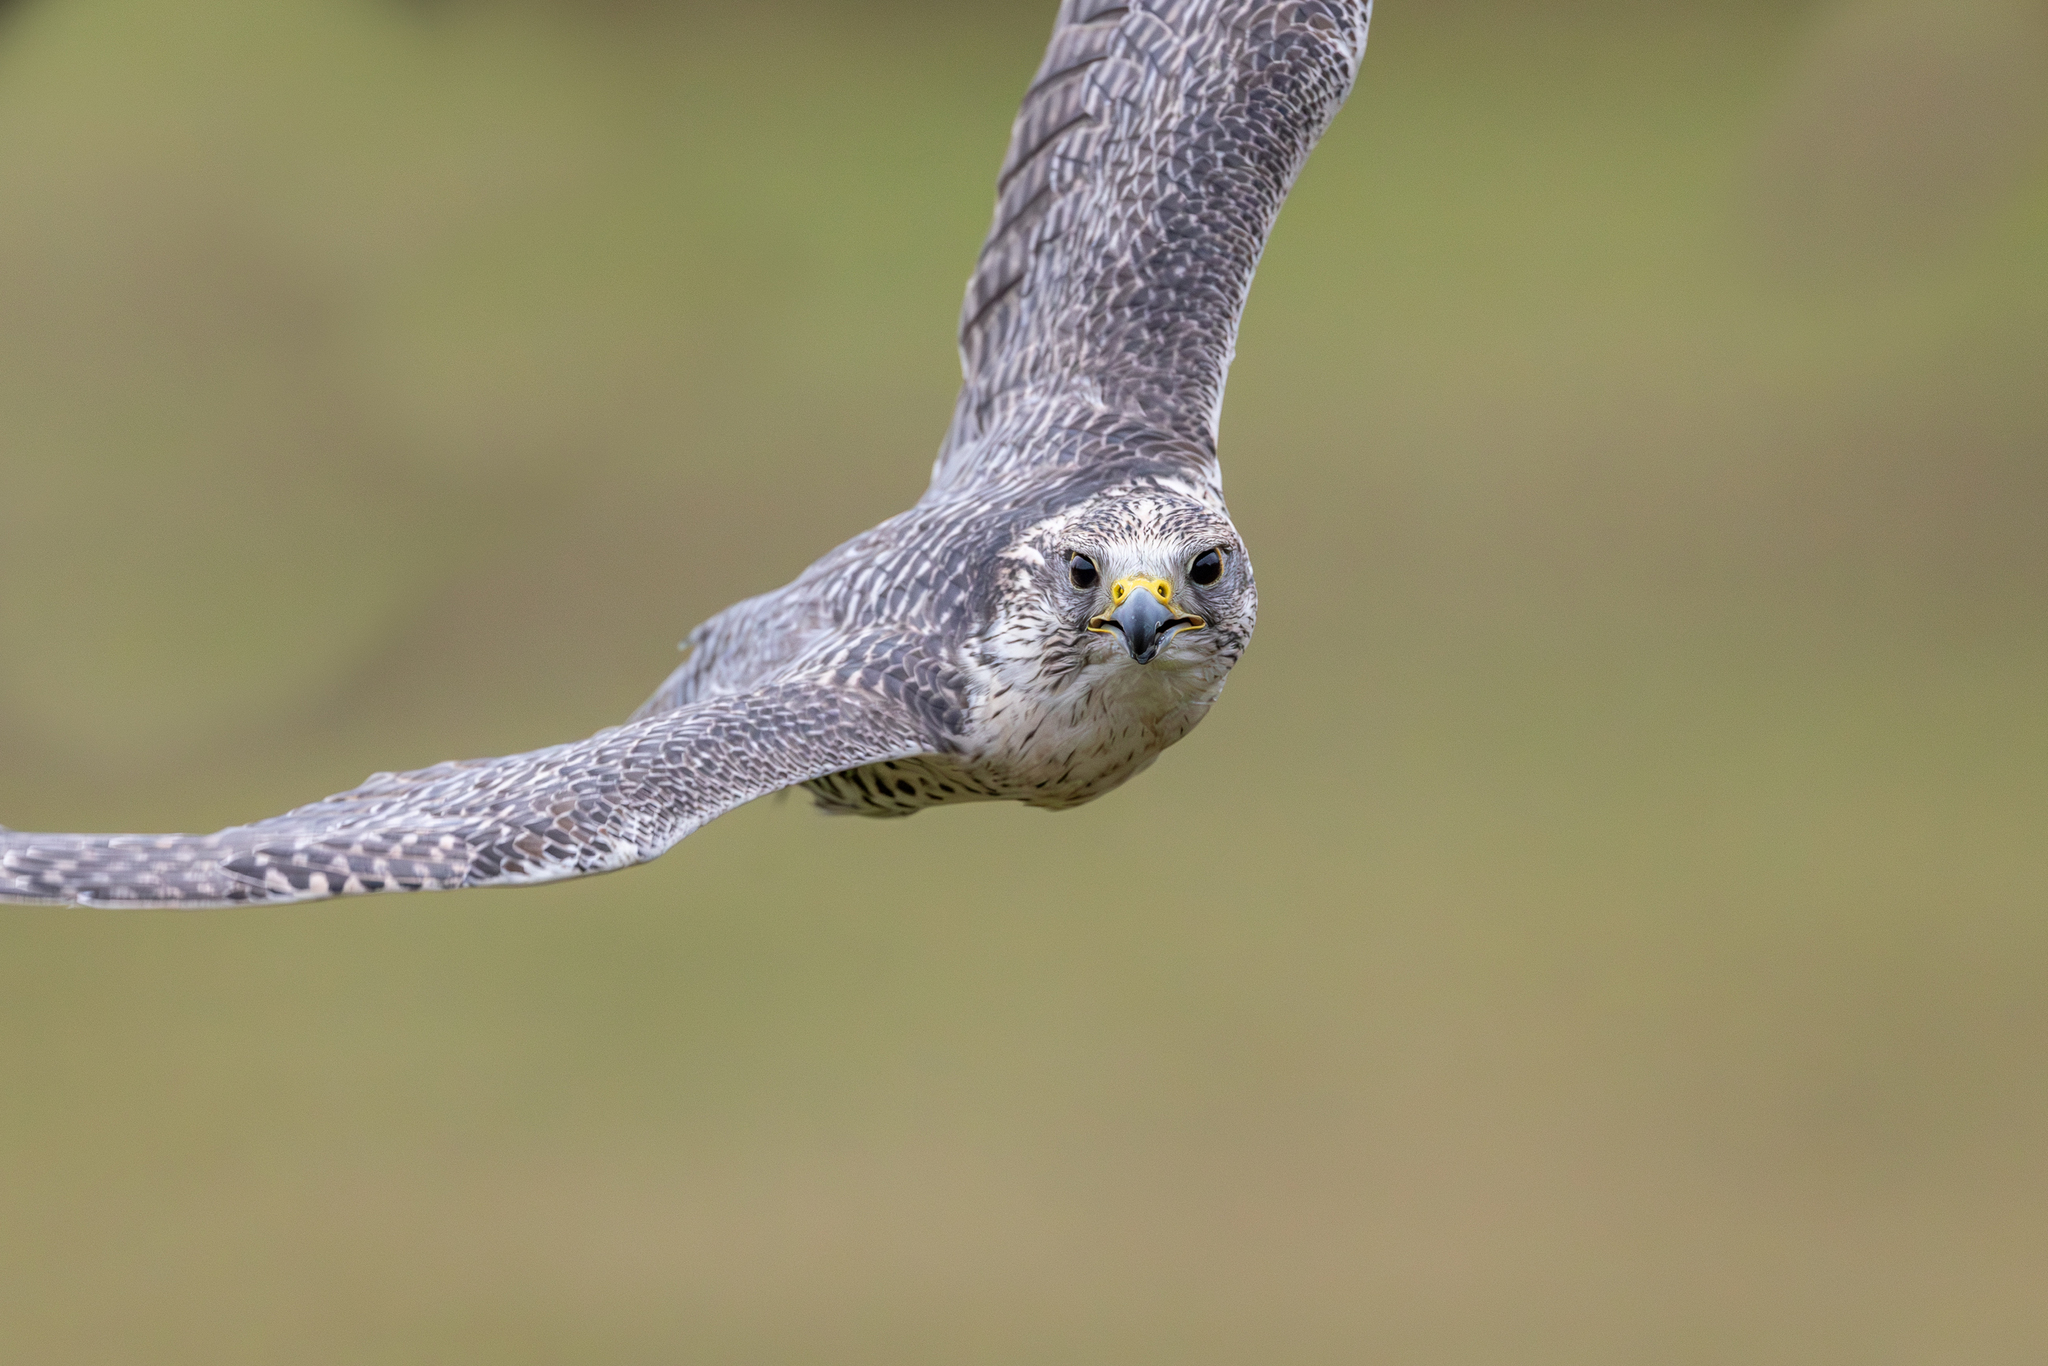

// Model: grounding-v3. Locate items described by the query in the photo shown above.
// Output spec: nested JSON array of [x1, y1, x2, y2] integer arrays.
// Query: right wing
[[1, 674, 941, 909], [932, 0, 1372, 492]]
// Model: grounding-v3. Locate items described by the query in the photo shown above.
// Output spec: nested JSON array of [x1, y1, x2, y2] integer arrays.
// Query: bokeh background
[[2, 0, 2045, 1360]]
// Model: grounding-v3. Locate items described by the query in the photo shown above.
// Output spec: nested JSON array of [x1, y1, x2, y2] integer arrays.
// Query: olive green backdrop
[[2, 0, 2044, 1360]]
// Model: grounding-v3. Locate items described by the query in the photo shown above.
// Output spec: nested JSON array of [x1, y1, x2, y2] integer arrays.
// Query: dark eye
[[1188, 548, 1225, 586], [1068, 553, 1100, 590]]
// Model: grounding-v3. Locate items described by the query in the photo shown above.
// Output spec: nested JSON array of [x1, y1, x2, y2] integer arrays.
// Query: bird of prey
[[1, 0, 1372, 908]]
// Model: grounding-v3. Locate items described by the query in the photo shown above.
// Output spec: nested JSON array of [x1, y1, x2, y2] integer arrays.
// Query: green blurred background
[[1, 0, 2045, 1359]]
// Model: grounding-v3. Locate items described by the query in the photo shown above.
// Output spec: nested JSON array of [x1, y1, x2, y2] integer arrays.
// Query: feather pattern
[[2, 676, 937, 907], [935, 0, 1371, 492]]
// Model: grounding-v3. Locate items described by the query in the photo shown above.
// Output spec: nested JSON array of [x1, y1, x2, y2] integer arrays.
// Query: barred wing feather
[[934, 0, 1371, 488], [0, 680, 934, 909]]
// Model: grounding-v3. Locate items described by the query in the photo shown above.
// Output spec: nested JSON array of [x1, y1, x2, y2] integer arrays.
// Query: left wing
[[1, 676, 938, 909], [931, 0, 1372, 493]]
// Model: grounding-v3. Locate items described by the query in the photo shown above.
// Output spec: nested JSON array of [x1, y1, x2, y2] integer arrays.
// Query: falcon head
[[999, 489, 1257, 676]]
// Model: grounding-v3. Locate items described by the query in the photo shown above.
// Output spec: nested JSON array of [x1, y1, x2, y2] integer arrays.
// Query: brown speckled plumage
[[2, 0, 1370, 908]]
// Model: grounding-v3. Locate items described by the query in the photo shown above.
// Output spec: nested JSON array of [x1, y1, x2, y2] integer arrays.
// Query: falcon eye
[[1068, 553, 1100, 590], [1188, 548, 1225, 586]]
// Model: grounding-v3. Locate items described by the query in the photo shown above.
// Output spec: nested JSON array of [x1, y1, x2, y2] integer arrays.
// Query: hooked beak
[[1088, 577, 1206, 664]]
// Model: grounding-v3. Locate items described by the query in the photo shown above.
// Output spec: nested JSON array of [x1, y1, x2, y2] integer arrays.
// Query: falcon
[[1, 0, 1373, 908]]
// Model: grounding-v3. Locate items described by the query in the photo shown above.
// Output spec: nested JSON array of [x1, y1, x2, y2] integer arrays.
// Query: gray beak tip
[[1096, 589, 1200, 664]]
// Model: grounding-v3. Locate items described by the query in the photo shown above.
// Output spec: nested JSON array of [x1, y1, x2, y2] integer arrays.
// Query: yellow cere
[[1108, 577, 1175, 607]]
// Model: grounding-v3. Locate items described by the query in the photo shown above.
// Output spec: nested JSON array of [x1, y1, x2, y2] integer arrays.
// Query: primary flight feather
[[2, 0, 1372, 908]]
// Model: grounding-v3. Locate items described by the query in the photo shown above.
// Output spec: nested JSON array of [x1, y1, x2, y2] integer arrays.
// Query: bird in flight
[[2, 0, 1372, 908]]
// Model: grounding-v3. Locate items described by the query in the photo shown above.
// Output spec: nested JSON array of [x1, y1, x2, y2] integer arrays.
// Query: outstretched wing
[[1, 677, 938, 909], [932, 0, 1371, 492]]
